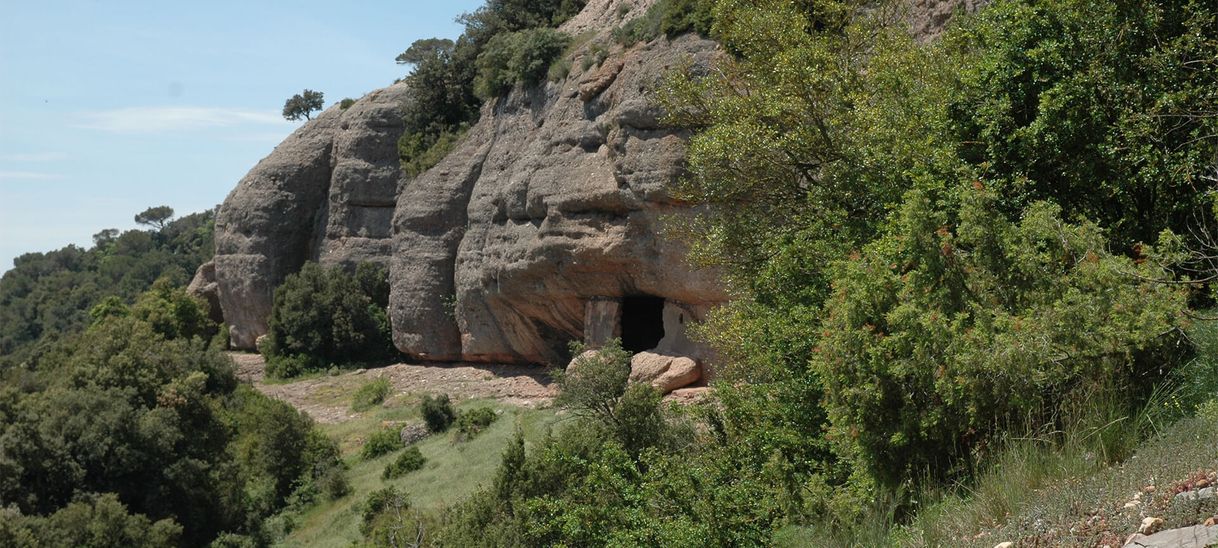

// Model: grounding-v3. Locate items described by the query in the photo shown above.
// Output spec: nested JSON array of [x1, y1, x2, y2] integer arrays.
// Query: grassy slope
[[281, 396, 561, 547]]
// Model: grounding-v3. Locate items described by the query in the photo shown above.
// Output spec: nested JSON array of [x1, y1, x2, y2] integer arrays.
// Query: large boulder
[[629, 352, 702, 394]]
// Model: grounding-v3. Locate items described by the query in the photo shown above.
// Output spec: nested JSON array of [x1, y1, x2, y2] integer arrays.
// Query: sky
[[0, 0, 484, 274]]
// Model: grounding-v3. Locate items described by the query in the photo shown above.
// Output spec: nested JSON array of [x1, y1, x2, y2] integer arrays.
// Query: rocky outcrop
[[186, 260, 223, 324], [214, 85, 408, 348], [213, 0, 983, 359]]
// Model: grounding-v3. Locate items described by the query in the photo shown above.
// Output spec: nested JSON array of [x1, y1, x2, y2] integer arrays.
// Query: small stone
[[1197, 478, 1211, 489], [1204, 517, 1217, 527], [1143, 485, 1156, 494], [1124, 501, 1140, 509], [353, 368, 366, 375], [1139, 516, 1165, 535], [993, 542, 1013, 548]]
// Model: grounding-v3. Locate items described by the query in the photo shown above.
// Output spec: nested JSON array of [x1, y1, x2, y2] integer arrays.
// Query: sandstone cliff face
[[214, 0, 981, 361], [214, 85, 408, 349]]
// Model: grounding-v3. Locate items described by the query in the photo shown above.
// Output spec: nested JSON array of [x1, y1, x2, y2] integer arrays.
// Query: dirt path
[[228, 352, 556, 424]]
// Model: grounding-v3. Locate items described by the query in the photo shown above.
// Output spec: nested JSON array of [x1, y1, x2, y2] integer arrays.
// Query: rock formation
[[213, 0, 982, 370]]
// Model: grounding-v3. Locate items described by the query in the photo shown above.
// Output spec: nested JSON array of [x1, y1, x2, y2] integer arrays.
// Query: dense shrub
[[382, 446, 426, 479], [613, 0, 714, 45], [0, 209, 214, 370], [0, 284, 341, 545], [454, 406, 497, 440], [351, 377, 392, 412], [473, 28, 570, 98], [361, 428, 404, 460], [0, 494, 183, 548], [392, 0, 585, 180], [816, 187, 1189, 486], [264, 262, 396, 378], [420, 393, 457, 433]]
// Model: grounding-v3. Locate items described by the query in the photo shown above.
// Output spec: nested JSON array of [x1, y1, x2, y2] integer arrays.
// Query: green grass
[[350, 378, 391, 412], [279, 399, 561, 547]]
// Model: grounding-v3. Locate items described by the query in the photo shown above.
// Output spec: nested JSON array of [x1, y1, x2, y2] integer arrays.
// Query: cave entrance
[[620, 295, 665, 353]]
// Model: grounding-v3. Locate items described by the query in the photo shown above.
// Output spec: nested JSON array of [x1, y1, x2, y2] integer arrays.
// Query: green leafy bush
[[361, 428, 404, 460], [613, 0, 714, 45], [264, 262, 396, 378], [0, 282, 340, 545], [421, 393, 457, 433], [815, 186, 1189, 486], [382, 446, 426, 479], [339, 98, 355, 109], [351, 377, 392, 412], [454, 406, 497, 440], [397, 125, 467, 178], [474, 28, 570, 98]]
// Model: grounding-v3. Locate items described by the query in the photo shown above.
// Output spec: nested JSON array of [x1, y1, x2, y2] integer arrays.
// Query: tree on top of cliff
[[282, 89, 324, 121], [134, 205, 174, 230]]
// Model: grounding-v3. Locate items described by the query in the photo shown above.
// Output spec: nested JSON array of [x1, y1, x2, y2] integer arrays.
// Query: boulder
[[186, 260, 223, 324], [630, 352, 701, 394], [399, 422, 430, 446], [1123, 524, 1218, 548]]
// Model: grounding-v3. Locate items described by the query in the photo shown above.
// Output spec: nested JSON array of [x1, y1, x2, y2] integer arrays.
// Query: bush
[[339, 98, 355, 109], [421, 394, 457, 433], [398, 126, 467, 179], [455, 406, 498, 440], [613, 0, 714, 45], [815, 186, 1190, 487], [474, 28, 570, 98], [351, 377, 392, 412], [361, 428, 404, 460], [264, 262, 396, 378], [382, 446, 427, 479]]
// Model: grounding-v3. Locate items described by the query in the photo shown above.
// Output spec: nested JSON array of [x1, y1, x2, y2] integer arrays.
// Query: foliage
[[397, 125, 467, 179], [454, 406, 497, 440], [945, 0, 1218, 247], [351, 377, 392, 412], [392, 0, 584, 178], [816, 186, 1189, 487], [0, 209, 215, 370], [473, 27, 569, 98], [613, 0, 715, 45], [282, 89, 324, 121], [359, 486, 434, 547], [263, 262, 396, 378], [0, 282, 340, 545], [382, 446, 426, 479], [361, 428, 403, 460], [0, 494, 183, 548], [420, 393, 456, 433], [134, 206, 174, 230], [338, 98, 355, 110]]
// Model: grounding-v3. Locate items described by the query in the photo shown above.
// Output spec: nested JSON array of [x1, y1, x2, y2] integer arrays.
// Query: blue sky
[[0, 0, 483, 273]]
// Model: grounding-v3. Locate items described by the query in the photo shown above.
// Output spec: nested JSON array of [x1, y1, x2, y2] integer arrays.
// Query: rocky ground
[[229, 352, 557, 424]]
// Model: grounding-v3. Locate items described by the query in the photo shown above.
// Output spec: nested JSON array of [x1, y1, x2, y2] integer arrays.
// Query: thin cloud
[[77, 106, 289, 133], [0, 171, 64, 181], [0, 152, 67, 163]]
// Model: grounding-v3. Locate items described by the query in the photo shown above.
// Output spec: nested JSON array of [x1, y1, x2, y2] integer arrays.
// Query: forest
[[3, 0, 1218, 546]]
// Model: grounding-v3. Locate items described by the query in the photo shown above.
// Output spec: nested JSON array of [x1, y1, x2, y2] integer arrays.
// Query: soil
[[228, 352, 557, 424]]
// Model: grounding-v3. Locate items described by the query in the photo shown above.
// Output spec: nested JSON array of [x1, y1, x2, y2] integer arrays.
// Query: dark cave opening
[[620, 295, 665, 353]]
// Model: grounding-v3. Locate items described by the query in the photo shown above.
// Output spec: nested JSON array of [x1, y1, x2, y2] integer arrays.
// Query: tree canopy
[[282, 89, 324, 121]]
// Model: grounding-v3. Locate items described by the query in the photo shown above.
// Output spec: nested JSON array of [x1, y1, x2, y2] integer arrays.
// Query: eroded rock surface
[[214, 84, 408, 348], [213, 0, 983, 359]]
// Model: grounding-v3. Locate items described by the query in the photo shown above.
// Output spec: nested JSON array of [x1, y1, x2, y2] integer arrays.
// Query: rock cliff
[[212, 0, 981, 363]]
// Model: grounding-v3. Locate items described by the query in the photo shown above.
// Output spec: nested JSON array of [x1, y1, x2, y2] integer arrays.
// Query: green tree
[[134, 206, 174, 230], [282, 89, 324, 121]]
